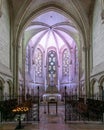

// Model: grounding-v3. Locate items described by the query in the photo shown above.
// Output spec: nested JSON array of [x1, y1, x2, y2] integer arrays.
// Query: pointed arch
[[0, 76, 5, 100], [7, 80, 13, 99], [98, 75, 104, 99], [99, 75, 104, 85], [90, 78, 97, 97]]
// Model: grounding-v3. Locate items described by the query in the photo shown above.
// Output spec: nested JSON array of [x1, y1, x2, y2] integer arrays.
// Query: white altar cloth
[[43, 93, 61, 102]]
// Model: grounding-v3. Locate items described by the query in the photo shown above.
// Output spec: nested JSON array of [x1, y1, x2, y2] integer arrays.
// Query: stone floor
[[0, 104, 104, 130]]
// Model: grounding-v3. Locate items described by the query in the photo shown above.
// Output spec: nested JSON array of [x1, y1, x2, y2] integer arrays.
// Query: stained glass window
[[35, 48, 42, 77], [62, 49, 70, 76], [48, 50, 56, 78]]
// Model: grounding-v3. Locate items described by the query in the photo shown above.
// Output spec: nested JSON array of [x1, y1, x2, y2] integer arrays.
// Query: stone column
[[84, 46, 90, 98], [13, 43, 19, 98], [0, 0, 2, 17], [84, 47, 88, 97], [22, 35, 26, 98], [44, 66, 47, 91]]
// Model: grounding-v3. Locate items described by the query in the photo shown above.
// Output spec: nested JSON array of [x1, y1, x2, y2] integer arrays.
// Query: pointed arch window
[[35, 48, 42, 77], [48, 50, 57, 78], [62, 49, 70, 76]]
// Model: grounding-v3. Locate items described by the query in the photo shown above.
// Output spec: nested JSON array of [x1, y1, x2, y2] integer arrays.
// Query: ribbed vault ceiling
[[26, 11, 78, 51]]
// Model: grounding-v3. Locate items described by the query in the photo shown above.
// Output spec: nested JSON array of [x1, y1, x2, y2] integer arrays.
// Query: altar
[[42, 85, 61, 114], [43, 84, 61, 102], [47, 100, 58, 114], [43, 93, 61, 114], [43, 93, 61, 102]]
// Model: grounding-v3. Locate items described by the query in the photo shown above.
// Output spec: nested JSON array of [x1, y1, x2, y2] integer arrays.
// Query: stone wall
[[0, 0, 10, 68], [92, 0, 104, 68], [0, 0, 13, 98], [90, 0, 104, 97]]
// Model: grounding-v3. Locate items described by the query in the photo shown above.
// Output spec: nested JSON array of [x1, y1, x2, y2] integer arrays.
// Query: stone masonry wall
[[0, 0, 10, 68]]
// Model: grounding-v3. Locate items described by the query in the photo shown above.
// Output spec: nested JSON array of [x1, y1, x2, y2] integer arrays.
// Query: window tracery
[[62, 49, 70, 76], [35, 48, 42, 77], [48, 50, 56, 78]]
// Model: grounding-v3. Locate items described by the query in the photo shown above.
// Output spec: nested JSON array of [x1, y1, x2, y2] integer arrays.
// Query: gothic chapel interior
[[1, 0, 104, 129]]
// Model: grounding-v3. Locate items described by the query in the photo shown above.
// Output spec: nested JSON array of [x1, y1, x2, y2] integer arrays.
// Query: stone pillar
[[84, 46, 90, 98], [22, 35, 26, 98], [84, 47, 88, 97], [13, 43, 19, 98], [44, 66, 47, 91], [0, 0, 2, 17]]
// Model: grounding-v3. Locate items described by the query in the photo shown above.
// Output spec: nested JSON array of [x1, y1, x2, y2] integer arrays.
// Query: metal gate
[[64, 88, 104, 122]]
